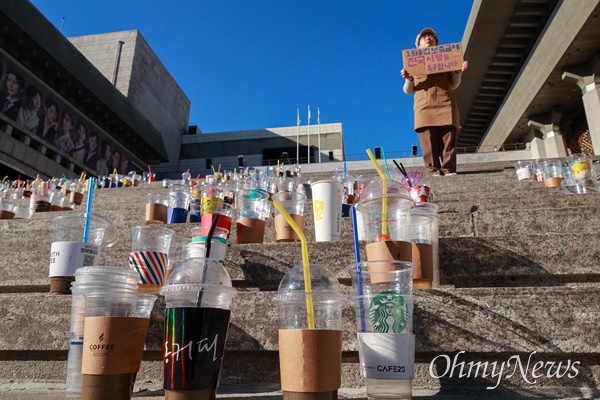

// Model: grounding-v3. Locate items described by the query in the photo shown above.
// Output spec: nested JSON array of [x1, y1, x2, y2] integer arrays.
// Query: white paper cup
[[188, 241, 227, 265], [310, 180, 344, 242]]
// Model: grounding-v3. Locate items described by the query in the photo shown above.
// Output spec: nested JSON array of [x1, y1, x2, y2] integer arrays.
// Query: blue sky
[[31, 0, 473, 161]]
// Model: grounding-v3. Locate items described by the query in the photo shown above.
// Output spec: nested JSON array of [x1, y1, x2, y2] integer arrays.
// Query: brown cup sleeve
[[279, 329, 342, 393]]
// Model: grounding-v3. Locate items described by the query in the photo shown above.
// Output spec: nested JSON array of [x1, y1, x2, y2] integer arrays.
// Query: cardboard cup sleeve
[[365, 240, 412, 262], [70, 191, 84, 205], [279, 329, 342, 393], [275, 214, 304, 242], [145, 203, 167, 224], [236, 217, 266, 243]]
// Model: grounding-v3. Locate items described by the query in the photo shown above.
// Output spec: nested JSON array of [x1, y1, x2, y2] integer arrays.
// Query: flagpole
[[317, 107, 321, 163], [296, 107, 300, 164], [307, 105, 311, 164]]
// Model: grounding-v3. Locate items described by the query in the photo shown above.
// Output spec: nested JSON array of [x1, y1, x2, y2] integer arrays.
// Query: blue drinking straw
[[82, 177, 95, 244], [351, 206, 366, 332], [381, 146, 391, 179], [343, 162, 347, 186]]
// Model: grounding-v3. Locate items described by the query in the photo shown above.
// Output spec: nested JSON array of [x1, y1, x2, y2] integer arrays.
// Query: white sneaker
[[432, 173, 441, 177], [445, 172, 458, 176]]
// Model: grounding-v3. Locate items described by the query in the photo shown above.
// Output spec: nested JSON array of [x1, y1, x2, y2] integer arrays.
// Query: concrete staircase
[[1, 161, 599, 399]]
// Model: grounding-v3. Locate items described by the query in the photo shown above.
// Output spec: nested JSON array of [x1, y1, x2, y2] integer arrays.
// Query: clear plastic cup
[[410, 202, 439, 289], [129, 226, 174, 294], [145, 193, 169, 224], [356, 179, 414, 262], [541, 160, 563, 188], [348, 260, 415, 400], [272, 191, 307, 242], [273, 264, 345, 399], [0, 199, 16, 219], [81, 292, 157, 400], [514, 160, 534, 182], [161, 258, 236, 399], [235, 189, 270, 244]]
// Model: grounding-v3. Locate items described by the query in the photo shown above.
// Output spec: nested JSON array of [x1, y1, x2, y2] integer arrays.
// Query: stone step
[[3, 234, 599, 289]]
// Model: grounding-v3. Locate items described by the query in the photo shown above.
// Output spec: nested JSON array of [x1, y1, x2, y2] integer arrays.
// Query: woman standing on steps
[[401, 27, 468, 177]]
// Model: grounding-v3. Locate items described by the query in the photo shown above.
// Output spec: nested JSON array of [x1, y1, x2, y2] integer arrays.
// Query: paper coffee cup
[[310, 180, 344, 242], [236, 217, 266, 244]]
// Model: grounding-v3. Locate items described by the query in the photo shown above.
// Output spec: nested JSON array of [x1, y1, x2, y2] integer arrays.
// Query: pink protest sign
[[402, 42, 463, 76]]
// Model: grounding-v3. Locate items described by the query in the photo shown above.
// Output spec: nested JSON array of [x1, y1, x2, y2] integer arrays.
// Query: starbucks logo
[[369, 291, 408, 333]]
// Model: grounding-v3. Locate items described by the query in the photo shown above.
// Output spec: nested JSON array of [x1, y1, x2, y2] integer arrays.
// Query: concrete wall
[[69, 30, 190, 171]]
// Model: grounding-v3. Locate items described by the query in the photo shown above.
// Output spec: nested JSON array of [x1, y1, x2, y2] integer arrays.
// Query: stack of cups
[[310, 180, 344, 242], [235, 189, 271, 243], [189, 226, 229, 264], [356, 179, 414, 262], [272, 191, 307, 242], [348, 260, 415, 400], [161, 257, 236, 400], [81, 291, 157, 400], [410, 203, 439, 289], [128, 225, 174, 294], [66, 267, 140, 398], [273, 264, 346, 400]]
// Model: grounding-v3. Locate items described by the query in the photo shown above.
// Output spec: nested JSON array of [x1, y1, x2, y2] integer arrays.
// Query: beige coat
[[404, 72, 461, 131]]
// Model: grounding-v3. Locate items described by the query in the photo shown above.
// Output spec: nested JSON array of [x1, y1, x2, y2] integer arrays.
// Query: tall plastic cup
[[273, 264, 346, 400], [161, 257, 236, 400], [410, 203, 439, 289], [145, 193, 169, 224], [66, 267, 140, 398], [310, 180, 344, 242], [167, 184, 191, 224], [541, 160, 563, 188], [81, 292, 157, 400], [348, 260, 415, 400], [128, 226, 174, 294], [272, 191, 307, 242], [200, 199, 234, 239], [514, 160, 534, 182], [235, 189, 270, 244], [356, 179, 414, 263], [165, 236, 192, 282], [567, 153, 592, 183], [0, 200, 16, 219], [49, 215, 109, 294], [189, 226, 229, 265]]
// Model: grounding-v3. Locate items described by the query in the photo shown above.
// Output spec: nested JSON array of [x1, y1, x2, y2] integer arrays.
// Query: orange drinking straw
[[273, 200, 315, 330], [366, 149, 388, 237]]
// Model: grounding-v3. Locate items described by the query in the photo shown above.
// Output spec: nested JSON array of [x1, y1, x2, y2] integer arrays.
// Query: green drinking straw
[[381, 146, 391, 179]]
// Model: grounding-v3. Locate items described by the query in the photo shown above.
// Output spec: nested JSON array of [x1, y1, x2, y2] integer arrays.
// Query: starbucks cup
[[356, 179, 414, 263], [272, 191, 307, 242], [81, 292, 157, 400], [310, 180, 344, 242], [348, 260, 415, 400], [235, 189, 270, 244], [161, 257, 236, 400], [273, 264, 345, 400], [145, 193, 169, 224], [128, 226, 174, 294]]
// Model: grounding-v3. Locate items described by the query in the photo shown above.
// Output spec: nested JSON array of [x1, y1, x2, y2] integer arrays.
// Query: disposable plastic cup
[[200, 201, 234, 239], [128, 226, 174, 294], [49, 215, 109, 294], [348, 260, 415, 400], [410, 203, 439, 289], [166, 236, 192, 282], [272, 191, 307, 242], [310, 180, 344, 242], [273, 264, 345, 400], [145, 193, 169, 224], [167, 185, 191, 224], [0, 200, 16, 219], [356, 179, 414, 263], [66, 267, 139, 398], [81, 292, 156, 400], [161, 258, 236, 400], [567, 153, 592, 183], [190, 226, 229, 243], [541, 160, 563, 188], [235, 189, 270, 244], [69, 181, 85, 205], [514, 160, 534, 182]]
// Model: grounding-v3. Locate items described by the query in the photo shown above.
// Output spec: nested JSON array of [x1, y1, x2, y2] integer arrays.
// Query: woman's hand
[[401, 68, 413, 81], [455, 60, 468, 74]]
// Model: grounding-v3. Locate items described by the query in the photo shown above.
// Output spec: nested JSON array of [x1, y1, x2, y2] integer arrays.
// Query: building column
[[527, 108, 567, 159], [562, 53, 600, 155]]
